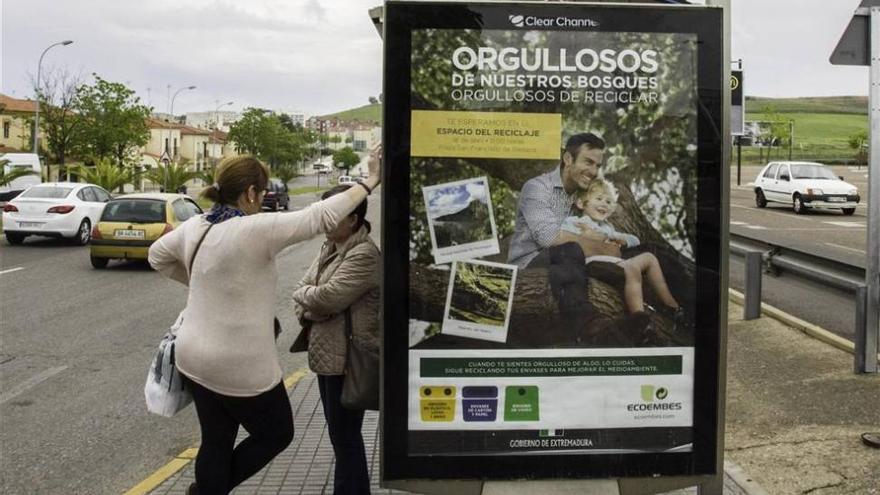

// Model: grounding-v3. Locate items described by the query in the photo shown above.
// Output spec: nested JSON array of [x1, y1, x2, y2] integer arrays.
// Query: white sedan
[[2, 182, 112, 245], [753, 161, 860, 215]]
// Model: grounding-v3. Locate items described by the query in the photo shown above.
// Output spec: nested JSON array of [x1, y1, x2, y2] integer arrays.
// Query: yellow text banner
[[411, 110, 561, 160]]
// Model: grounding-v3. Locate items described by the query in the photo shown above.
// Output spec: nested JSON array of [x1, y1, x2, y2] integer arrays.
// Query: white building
[[185, 110, 241, 132]]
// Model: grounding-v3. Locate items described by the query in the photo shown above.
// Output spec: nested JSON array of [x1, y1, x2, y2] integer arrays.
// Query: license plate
[[114, 229, 145, 240], [18, 221, 43, 229], [827, 196, 846, 203]]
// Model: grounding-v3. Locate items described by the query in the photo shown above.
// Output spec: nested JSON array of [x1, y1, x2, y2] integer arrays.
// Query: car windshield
[[20, 186, 74, 199], [101, 200, 166, 223], [791, 164, 838, 180]]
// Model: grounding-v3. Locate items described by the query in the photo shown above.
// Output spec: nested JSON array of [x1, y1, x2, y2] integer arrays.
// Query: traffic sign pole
[[865, 6, 879, 373]]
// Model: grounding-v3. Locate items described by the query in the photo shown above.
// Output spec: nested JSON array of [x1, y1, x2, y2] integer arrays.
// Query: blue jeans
[[318, 374, 371, 494]]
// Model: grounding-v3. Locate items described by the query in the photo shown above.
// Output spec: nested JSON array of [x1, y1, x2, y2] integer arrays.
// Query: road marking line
[[730, 204, 813, 221], [0, 366, 68, 405], [824, 243, 866, 254], [730, 221, 747, 225], [744, 225, 767, 230], [822, 221, 864, 228], [123, 367, 312, 495], [0, 267, 24, 275]]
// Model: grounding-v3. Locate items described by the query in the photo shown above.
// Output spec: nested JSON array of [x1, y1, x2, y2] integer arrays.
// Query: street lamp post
[[33, 40, 74, 154], [165, 85, 196, 192], [214, 100, 233, 130]]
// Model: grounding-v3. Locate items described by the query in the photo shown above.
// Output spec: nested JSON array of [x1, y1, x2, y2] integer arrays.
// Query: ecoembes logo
[[627, 385, 682, 412], [508, 14, 599, 29]]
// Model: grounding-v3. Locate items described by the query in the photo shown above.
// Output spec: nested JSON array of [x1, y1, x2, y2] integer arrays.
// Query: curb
[[723, 460, 770, 495], [123, 367, 311, 495], [728, 288, 878, 358]]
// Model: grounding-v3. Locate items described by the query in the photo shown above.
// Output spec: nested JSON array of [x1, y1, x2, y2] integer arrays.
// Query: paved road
[[730, 165, 870, 266], [728, 165, 870, 341], [0, 191, 380, 494]]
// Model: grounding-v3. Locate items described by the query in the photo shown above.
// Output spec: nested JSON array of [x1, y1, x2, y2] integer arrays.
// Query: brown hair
[[200, 155, 270, 205]]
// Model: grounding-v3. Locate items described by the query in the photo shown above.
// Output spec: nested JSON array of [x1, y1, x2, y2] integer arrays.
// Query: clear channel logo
[[507, 14, 599, 29]]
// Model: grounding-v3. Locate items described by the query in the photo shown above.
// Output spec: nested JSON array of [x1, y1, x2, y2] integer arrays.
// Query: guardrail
[[729, 232, 877, 373]]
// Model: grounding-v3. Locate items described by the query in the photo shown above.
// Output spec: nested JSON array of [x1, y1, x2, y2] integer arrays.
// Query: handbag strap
[[344, 307, 353, 342], [188, 222, 215, 276]]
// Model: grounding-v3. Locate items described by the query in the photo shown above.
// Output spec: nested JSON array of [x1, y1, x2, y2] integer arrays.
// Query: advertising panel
[[383, 1, 725, 480], [731, 69, 744, 135]]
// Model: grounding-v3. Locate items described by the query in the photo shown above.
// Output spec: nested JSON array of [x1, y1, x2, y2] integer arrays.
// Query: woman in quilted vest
[[292, 184, 380, 495]]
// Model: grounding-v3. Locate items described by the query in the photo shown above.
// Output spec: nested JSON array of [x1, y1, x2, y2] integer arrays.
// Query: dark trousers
[[317, 374, 371, 494], [529, 242, 594, 315], [186, 378, 294, 495]]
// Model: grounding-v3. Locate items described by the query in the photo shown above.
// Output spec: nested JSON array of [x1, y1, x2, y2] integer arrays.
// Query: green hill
[[320, 104, 382, 124], [745, 96, 867, 115]]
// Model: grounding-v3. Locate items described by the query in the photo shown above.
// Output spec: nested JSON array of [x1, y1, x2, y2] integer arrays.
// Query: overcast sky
[[0, 0, 870, 116]]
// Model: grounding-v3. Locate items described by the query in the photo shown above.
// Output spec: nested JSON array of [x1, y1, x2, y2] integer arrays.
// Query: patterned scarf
[[205, 203, 246, 224]]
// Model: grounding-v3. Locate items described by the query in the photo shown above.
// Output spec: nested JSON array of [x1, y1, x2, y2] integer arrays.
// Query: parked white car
[[2, 182, 112, 245], [753, 161, 860, 215]]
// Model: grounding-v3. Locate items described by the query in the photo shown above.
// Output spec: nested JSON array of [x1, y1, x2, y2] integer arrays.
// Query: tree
[[368, 96, 378, 105], [144, 160, 199, 193], [228, 108, 309, 169], [73, 74, 151, 166], [273, 162, 299, 187], [31, 67, 83, 180], [68, 157, 138, 192], [332, 147, 360, 174], [848, 130, 869, 164], [0, 159, 39, 187], [402, 28, 701, 347]]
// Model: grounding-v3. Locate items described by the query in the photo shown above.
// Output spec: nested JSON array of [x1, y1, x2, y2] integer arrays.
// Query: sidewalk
[[138, 300, 879, 495]]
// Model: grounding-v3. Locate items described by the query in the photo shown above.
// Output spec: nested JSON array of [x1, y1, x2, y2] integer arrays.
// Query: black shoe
[[186, 482, 198, 495]]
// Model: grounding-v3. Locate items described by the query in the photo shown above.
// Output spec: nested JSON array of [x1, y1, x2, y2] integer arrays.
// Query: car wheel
[[792, 194, 808, 215], [74, 219, 91, 245], [282, 200, 289, 211], [842, 207, 856, 216], [90, 256, 109, 269], [5, 233, 25, 245], [755, 189, 767, 208]]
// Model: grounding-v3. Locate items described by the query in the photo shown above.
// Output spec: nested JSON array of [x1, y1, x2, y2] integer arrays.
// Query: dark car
[[262, 178, 290, 211]]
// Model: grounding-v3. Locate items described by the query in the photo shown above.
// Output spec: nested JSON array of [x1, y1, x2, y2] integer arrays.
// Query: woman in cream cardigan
[[149, 149, 380, 495]]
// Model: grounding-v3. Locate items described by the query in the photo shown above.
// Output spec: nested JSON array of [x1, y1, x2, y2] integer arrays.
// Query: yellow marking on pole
[[123, 368, 311, 494]]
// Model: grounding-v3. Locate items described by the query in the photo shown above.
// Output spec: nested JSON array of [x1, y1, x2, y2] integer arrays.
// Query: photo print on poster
[[442, 259, 517, 343], [422, 176, 500, 265]]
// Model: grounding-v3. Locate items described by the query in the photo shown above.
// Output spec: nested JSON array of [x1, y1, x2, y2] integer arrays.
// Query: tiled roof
[[146, 117, 186, 130], [179, 124, 211, 136], [0, 144, 26, 153], [0, 94, 38, 114]]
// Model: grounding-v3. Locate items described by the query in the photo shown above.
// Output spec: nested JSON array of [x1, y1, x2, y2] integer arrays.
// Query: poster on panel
[[383, 0, 724, 480]]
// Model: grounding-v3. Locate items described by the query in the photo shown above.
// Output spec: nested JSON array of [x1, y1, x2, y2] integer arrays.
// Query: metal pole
[[744, 251, 762, 320], [736, 136, 742, 186], [167, 85, 196, 192], [855, 286, 869, 373], [863, 6, 880, 374], [788, 120, 794, 161], [32, 40, 73, 154]]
